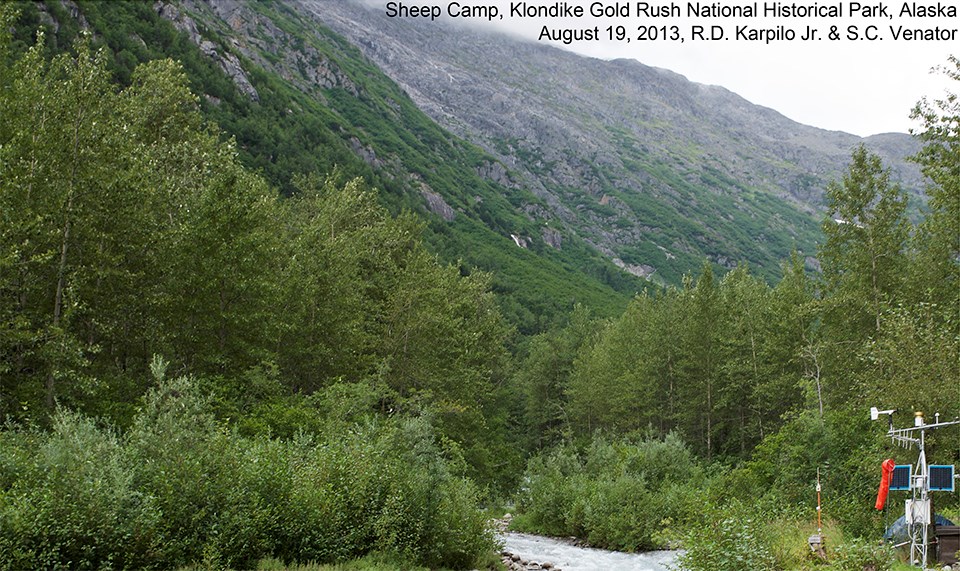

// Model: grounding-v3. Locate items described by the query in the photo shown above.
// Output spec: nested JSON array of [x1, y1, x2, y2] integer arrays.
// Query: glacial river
[[500, 532, 679, 571]]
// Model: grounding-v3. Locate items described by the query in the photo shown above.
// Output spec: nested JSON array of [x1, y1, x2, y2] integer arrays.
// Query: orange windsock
[[875, 458, 896, 510]]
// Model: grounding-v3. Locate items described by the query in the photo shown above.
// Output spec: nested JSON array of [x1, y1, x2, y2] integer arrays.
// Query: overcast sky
[[387, 1, 957, 137]]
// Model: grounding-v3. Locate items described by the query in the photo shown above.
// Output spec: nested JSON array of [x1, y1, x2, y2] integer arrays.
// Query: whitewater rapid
[[500, 531, 679, 571]]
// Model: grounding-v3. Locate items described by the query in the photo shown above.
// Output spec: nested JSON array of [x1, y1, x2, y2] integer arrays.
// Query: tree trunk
[[706, 376, 713, 461], [48, 193, 73, 409]]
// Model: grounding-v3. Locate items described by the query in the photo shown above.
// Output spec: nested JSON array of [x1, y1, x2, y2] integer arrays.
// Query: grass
[[767, 517, 845, 569]]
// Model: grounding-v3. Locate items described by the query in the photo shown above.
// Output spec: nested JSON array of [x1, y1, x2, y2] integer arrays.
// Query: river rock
[[500, 552, 562, 571]]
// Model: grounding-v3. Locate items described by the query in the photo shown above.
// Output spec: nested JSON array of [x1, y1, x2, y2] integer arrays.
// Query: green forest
[[0, 2, 958, 570]]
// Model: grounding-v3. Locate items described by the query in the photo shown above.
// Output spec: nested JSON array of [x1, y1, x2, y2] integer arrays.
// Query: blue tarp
[[884, 514, 956, 543]]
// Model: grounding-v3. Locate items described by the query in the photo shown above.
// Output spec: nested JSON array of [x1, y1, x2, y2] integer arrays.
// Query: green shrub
[[390, 420, 492, 569], [676, 501, 778, 571], [517, 444, 584, 537], [126, 376, 266, 569], [0, 377, 495, 570], [0, 411, 162, 570], [830, 538, 895, 571], [516, 432, 704, 551], [582, 475, 657, 550]]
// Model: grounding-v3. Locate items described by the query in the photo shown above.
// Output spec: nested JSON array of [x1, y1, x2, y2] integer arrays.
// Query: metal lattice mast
[[871, 408, 960, 569], [909, 429, 928, 567]]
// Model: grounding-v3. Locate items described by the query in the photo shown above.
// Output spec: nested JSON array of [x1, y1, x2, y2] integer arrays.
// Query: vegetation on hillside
[[0, 1, 957, 569], [0, 9, 508, 567]]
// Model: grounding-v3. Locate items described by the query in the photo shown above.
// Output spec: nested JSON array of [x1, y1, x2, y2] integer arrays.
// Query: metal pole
[[919, 428, 929, 568], [873, 411, 960, 569], [817, 467, 822, 535], [908, 419, 929, 567]]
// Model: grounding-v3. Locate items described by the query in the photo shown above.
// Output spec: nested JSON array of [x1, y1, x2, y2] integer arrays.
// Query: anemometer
[[871, 407, 960, 568]]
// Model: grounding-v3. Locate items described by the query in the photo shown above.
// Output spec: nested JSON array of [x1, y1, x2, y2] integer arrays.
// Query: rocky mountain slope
[[134, 0, 652, 332], [119, 0, 924, 287], [294, 0, 923, 283]]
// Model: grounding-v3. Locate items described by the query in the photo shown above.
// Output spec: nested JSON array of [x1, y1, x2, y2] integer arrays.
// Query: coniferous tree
[[764, 252, 815, 424], [516, 304, 598, 449], [679, 263, 722, 460], [716, 264, 769, 457], [648, 286, 686, 434], [860, 57, 960, 418], [566, 293, 664, 435]]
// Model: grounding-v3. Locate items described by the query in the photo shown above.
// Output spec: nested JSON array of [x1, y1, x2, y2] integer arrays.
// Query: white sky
[[386, 0, 958, 137]]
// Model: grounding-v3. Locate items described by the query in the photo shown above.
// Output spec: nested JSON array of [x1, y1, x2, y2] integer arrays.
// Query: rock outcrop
[[155, 1, 259, 101]]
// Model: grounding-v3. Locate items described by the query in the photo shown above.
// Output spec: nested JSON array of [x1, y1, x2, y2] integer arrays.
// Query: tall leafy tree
[[817, 144, 910, 404], [647, 286, 686, 434], [0, 4, 25, 402], [275, 174, 390, 392], [860, 57, 960, 420], [908, 56, 960, 312], [764, 252, 815, 423], [567, 295, 659, 435], [94, 58, 206, 379], [0, 33, 125, 410], [0, 27, 284, 416], [160, 143, 281, 375], [377, 249, 508, 429], [715, 264, 769, 457]]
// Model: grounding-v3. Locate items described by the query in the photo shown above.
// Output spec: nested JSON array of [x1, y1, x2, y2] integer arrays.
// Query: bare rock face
[[477, 160, 516, 188], [61, 0, 90, 29], [157, 0, 361, 102], [542, 227, 562, 250], [156, 1, 259, 101], [37, 2, 61, 33], [311, 58, 359, 94], [350, 137, 383, 169], [155, 1, 200, 43], [199, 39, 259, 101], [421, 188, 456, 222], [205, 0, 244, 28], [612, 258, 657, 280], [39, 0, 92, 32]]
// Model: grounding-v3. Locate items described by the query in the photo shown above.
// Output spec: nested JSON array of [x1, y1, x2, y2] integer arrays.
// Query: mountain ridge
[[30, 0, 924, 293], [293, 0, 923, 281]]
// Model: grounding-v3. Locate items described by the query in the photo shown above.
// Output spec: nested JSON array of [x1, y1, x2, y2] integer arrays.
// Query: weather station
[[871, 407, 960, 568]]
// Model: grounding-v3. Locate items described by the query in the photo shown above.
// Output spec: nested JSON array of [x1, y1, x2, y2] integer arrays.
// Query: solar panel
[[930, 465, 955, 492], [890, 465, 912, 490]]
